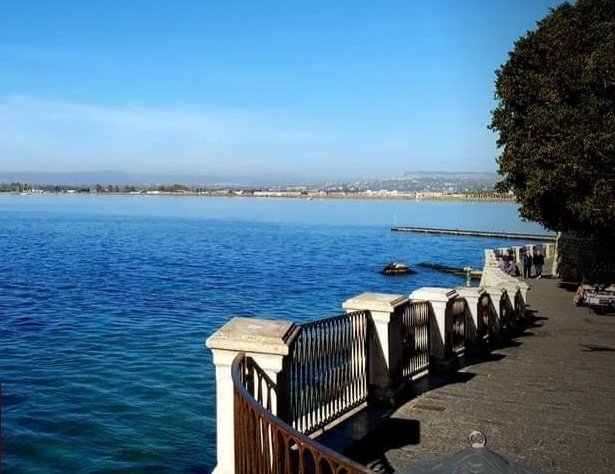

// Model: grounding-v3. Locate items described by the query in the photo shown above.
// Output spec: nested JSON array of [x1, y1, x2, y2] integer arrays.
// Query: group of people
[[498, 248, 545, 279], [522, 249, 545, 279]]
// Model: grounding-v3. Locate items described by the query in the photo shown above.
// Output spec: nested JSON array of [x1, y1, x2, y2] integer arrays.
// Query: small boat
[[381, 262, 416, 276]]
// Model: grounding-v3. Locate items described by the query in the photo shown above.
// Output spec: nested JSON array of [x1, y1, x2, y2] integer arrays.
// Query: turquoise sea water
[[0, 195, 547, 472]]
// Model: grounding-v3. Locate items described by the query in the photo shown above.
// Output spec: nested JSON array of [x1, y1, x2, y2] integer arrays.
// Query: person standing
[[533, 250, 545, 278], [522, 250, 533, 278]]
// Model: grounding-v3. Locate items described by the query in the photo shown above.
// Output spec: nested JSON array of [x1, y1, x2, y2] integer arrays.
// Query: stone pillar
[[483, 286, 507, 337], [512, 246, 523, 264], [343, 292, 409, 405], [455, 287, 487, 349], [205, 317, 300, 474], [409, 287, 459, 372]]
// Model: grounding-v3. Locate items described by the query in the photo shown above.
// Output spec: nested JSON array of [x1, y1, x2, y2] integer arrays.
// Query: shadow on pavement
[[346, 418, 420, 474]]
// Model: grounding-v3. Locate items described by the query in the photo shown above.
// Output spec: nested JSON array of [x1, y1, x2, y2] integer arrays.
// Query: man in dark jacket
[[522, 250, 533, 279], [533, 250, 545, 278]]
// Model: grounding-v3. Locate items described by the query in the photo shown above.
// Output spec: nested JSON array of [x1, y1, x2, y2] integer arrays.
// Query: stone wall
[[556, 232, 615, 283]]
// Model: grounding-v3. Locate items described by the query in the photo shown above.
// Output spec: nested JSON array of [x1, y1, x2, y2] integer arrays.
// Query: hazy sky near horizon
[[0, 0, 561, 180]]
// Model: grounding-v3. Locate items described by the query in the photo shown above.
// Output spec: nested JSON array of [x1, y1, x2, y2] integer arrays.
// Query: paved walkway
[[327, 278, 615, 473]]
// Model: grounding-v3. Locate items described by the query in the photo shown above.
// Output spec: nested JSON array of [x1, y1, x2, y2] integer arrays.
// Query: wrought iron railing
[[286, 311, 369, 435], [233, 354, 372, 474], [451, 297, 466, 355], [479, 293, 491, 341], [515, 291, 526, 321], [400, 301, 430, 380], [499, 295, 511, 334]]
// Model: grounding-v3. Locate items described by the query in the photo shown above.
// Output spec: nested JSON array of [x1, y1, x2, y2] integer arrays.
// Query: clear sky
[[0, 0, 561, 180]]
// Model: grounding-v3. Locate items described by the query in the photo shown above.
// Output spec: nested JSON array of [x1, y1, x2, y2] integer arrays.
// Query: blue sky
[[0, 0, 561, 180]]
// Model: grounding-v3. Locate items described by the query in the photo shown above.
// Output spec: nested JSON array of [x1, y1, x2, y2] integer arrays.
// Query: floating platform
[[391, 226, 556, 242]]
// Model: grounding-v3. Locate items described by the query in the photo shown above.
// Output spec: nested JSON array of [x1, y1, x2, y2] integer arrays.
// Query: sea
[[0, 194, 548, 473]]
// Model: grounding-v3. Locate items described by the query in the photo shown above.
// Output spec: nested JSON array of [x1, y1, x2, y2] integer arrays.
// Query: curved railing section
[[233, 353, 372, 474]]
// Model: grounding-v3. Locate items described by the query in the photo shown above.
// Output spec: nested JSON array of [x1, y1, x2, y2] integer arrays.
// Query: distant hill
[[401, 171, 499, 180], [0, 169, 501, 191]]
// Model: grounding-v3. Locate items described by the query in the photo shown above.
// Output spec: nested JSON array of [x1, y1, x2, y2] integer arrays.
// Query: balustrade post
[[544, 242, 555, 259], [205, 317, 300, 474], [342, 292, 409, 405], [512, 246, 523, 264], [408, 287, 459, 373], [455, 287, 487, 350]]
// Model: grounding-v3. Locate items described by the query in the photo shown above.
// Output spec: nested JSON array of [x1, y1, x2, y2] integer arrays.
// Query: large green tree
[[490, 0, 615, 237]]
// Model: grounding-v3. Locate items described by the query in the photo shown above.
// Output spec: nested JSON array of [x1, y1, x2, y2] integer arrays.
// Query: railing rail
[[451, 297, 466, 355], [400, 301, 430, 380], [233, 353, 372, 474], [286, 311, 369, 435]]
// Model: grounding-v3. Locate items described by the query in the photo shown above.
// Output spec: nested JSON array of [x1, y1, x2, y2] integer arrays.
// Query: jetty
[[391, 225, 556, 241]]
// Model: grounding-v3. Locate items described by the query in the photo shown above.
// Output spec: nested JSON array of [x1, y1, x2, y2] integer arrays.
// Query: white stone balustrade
[[480, 248, 531, 319], [205, 245, 538, 471], [206, 317, 300, 474], [409, 287, 459, 372]]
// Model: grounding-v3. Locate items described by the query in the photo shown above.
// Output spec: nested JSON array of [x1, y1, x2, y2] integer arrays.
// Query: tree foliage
[[490, 0, 615, 236]]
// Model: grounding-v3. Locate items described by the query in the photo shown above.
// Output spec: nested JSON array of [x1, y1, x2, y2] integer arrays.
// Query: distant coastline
[[1, 188, 515, 202]]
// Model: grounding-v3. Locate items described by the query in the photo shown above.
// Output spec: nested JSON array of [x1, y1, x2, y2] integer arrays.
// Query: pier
[[391, 225, 556, 241]]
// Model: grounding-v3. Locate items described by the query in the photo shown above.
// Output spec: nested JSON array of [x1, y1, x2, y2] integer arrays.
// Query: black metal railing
[[400, 301, 430, 380], [515, 291, 526, 321], [499, 294, 511, 334], [451, 297, 466, 355], [286, 311, 369, 435], [233, 354, 372, 474], [479, 293, 491, 341]]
